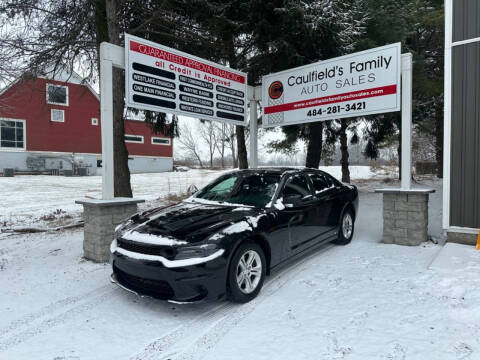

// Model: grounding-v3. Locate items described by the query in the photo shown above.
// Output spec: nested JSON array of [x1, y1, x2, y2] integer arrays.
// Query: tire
[[228, 242, 266, 303], [333, 208, 354, 245]]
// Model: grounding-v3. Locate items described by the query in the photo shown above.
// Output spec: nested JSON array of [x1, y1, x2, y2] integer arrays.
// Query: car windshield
[[194, 173, 280, 207]]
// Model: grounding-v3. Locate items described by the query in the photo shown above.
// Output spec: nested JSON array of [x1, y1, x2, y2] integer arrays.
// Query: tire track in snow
[[131, 303, 236, 360], [170, 244, 338, 360], [0, 284, 111, 339], [0, 286, 116, 352], [133, 243, 336, 360]]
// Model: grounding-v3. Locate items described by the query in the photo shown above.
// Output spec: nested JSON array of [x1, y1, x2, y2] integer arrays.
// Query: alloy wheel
[[236, 250, 262, 294], [342, 213, 353, 239]]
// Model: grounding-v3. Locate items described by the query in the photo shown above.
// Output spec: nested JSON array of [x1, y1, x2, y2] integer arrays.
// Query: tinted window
[[197, 176, 238, 201], [195, 174, 280, 207], [281, 174, 311, 199], [308, 173, 332, 194], [229, 174, 280, 207]]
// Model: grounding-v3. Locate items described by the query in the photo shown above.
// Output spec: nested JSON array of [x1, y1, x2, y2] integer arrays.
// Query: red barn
[[0, 71, 173, 175]]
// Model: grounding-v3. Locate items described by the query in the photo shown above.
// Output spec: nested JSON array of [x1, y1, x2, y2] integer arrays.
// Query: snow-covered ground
[[0, 169, 225, 228], [1, 169, 480, 360], [0, 166, 385, 229]]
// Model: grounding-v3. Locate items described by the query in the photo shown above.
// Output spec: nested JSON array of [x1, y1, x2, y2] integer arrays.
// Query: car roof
[[229, 167, 322, 176]]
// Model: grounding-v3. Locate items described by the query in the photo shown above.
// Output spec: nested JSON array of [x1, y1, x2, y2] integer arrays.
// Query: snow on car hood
[[124, 201, 263, 243]]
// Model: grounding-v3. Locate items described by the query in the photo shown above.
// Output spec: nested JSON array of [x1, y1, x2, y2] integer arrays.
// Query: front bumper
[[110, 249, 228, 302]]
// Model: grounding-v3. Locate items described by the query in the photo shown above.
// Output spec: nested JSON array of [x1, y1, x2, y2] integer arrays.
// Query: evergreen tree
[[251, 0, 367, 169], [407, 1, 444, 177], [360, 0, 444, 179]]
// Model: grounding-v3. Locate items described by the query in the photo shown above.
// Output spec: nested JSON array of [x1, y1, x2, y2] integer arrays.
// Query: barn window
[[46, 84, 68, 106], [51, 109, 65, 122], [124, 134, 144, 143], [151, 137, 171, 146], [0, 119, 25, 150], [91, 118, 98, 126]]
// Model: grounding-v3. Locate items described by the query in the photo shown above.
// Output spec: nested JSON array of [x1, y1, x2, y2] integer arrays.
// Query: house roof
[[0, 67, 99, 101]]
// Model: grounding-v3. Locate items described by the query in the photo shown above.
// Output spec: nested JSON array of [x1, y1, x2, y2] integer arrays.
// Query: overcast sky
[[173, 115, 293, 164]]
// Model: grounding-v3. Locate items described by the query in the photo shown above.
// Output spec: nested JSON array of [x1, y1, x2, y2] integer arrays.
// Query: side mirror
[[273, 198, 286, 210]]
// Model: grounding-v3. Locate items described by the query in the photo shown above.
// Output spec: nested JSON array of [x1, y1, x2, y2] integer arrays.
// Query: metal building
[[444, 0, 480, 244]]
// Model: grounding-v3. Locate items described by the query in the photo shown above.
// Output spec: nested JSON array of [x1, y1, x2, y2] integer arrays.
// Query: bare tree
[[177, 122, 204, 168], [228, 125, 237, 168], [199, 120, 218, 168], [214, 122, 232, 168]]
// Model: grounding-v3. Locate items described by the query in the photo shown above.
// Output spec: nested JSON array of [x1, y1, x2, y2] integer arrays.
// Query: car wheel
[[333, 208, 354, 245], [228, 243, 266, 303]]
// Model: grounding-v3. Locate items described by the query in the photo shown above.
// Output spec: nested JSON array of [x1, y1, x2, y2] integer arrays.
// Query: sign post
[[400, 53, 412, 190], [248, 85, 262, 169], [259, 43, 415, 191], [99, 42, 124, 200], [77, 41, 145, 262]]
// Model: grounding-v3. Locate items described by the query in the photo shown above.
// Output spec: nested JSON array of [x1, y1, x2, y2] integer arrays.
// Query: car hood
[[123, 200, 261, 244]]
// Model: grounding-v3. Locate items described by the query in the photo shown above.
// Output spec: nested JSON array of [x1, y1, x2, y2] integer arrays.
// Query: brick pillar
[[76, 198, 145, 262], [375, 189, 435, 246]]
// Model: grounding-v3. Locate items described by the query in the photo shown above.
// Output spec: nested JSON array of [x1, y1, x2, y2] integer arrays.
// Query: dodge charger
[[111, 168, 358, 303]]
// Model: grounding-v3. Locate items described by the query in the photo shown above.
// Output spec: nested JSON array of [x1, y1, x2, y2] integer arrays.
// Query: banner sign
[[125, 33, 248, 125], [262, 43, 401, 127]]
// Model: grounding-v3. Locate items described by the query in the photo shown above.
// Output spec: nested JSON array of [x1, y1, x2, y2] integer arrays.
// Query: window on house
[[91, 118, 98, 126], [124, 134, 144, 143], [46, 84, 68, 105], [0, 119, 25, 150], [51, 109, 65, 122], [151, 137, 171, 146]]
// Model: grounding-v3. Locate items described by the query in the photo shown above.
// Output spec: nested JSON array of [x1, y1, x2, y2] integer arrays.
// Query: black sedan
[[111, 168, 358, 303]]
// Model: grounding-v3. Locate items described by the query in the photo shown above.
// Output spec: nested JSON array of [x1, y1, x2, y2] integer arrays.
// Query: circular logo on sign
[[268, 81, 283, 99]]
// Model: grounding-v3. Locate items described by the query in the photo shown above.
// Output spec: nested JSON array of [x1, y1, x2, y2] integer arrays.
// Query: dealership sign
[[262, 43, 401, 127], [125, 33, 248, 125]]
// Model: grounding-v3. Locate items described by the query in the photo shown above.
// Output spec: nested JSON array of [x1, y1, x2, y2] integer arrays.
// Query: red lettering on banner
[[264, 85, 397, 114], [130, 40, 245, 84]]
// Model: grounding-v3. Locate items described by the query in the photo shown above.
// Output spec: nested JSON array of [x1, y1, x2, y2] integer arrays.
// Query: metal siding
[[450, 42, 480, 228], [453, 0, 480, 42]]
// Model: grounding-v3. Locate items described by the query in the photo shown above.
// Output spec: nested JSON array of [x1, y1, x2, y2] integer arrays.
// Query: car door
[[278, 173, 322, 255], [306, 171, 341, 238], [322, 173, 346, 227]]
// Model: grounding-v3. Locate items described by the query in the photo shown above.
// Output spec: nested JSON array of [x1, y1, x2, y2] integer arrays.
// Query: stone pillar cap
[[75, 197, 145, 206], [374, 188, 435, 194]]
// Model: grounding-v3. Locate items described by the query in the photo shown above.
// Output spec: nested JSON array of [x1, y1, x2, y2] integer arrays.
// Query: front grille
[[117, 238, 176, 259], [114, 266, 174, 299]]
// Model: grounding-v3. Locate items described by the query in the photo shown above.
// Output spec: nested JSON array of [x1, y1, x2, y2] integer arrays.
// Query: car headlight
[[175, 244, 219, 260]]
